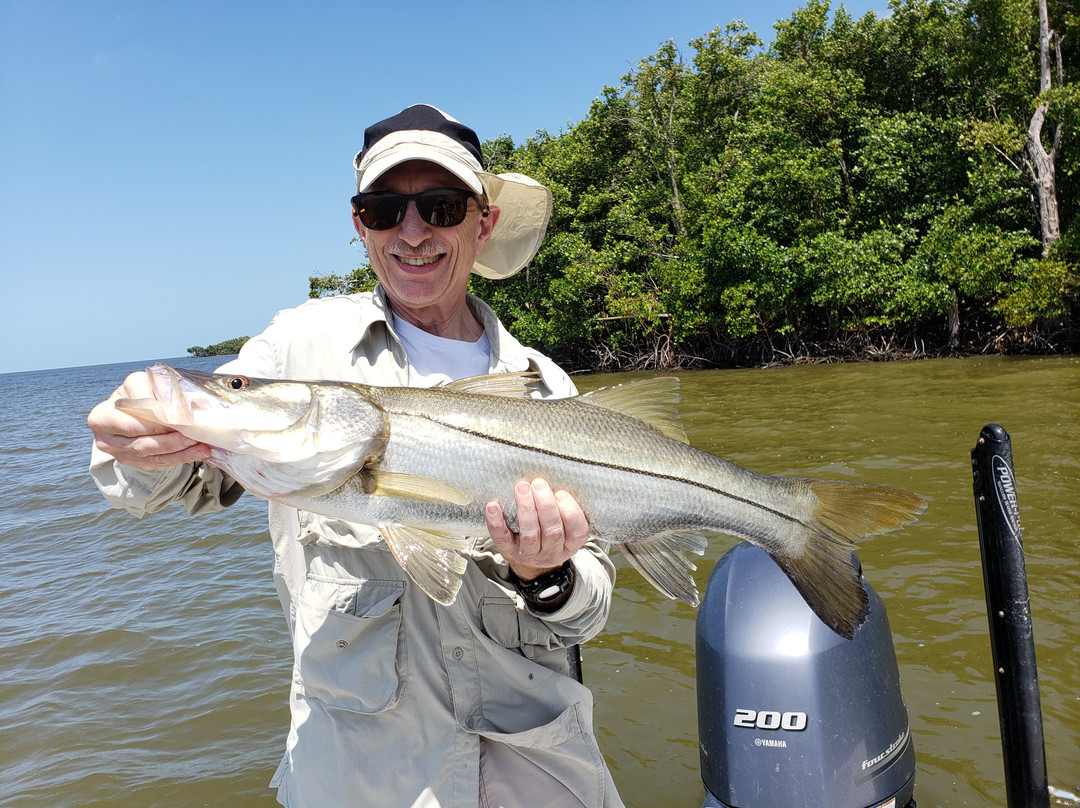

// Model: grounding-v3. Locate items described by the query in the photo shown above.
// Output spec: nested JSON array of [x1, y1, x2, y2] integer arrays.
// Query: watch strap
[[508, 559, 576, 613]]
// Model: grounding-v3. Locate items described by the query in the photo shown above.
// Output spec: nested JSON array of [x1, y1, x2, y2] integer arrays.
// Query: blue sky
[[0, 0, 887, 374]]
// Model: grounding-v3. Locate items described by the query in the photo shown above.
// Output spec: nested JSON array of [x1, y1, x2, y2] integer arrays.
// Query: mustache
[[388, 241, 446, 258]]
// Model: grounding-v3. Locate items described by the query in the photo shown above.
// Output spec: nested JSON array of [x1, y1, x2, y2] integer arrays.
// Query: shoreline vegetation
[[542, 317, 1077, 373], [187, 337, 249, 358], [310, 0, 1079, 374], [182, 319, 1076, 371]]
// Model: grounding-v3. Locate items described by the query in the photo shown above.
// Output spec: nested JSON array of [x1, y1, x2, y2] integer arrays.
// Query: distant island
[[187, 337, 249, 357]]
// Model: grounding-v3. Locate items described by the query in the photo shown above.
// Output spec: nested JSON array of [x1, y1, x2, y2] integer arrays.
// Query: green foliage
[[994, 256, 1078, 325], [187, 336, 249, 357], [312, 0, 1079, 364], [309, 263, 378, 298]]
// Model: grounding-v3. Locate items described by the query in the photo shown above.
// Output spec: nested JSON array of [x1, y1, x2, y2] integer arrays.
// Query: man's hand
[[87, 371, 211, 471], [485, 478, 589, 581]]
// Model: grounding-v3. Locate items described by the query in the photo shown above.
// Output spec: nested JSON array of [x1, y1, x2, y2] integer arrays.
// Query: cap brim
[[356, 141, 484, 196]]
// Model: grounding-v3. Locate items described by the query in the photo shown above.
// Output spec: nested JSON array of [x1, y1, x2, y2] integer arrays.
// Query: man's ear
[[352, 215, 367, 247], [475, 204, 500, 253]]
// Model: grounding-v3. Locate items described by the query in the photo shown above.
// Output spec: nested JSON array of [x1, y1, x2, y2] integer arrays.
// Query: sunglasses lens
[[354, 193, 406, 230], [417, 190, 470, 227], [352, 189, 476, 230]]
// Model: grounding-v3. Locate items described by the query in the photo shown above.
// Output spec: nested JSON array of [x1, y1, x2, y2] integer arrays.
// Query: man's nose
[[397, 200, 431, 243]]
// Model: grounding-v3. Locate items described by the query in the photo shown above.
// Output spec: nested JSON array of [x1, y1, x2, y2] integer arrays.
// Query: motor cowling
[[696, 543, 916, 808]]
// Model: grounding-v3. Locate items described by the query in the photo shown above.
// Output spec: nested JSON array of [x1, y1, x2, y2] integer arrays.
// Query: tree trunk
[[1027, 0, 1062, 256]]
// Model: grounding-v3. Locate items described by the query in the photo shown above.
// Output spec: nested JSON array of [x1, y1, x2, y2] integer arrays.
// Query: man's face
[[353, 161, 499, 325]]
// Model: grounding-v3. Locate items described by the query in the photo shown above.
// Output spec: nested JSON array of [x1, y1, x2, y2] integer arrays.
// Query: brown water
[[580, 356, 1079, 808], [1, 355, 1076, 807]]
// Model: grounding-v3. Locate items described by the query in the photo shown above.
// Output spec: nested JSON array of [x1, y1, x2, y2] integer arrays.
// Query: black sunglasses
[[351, 187, 489, 230]]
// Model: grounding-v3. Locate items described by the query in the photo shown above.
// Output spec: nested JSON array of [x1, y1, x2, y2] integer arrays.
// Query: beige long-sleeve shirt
[[89, 288, 623, 808]]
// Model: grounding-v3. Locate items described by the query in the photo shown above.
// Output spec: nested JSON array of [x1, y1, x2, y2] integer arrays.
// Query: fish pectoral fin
[[362, 469, 472, 506], [579, 377, 690, 444], [379, 523, 469, 605], [614, 530, 707, 607], [441, 372, 541, 397]]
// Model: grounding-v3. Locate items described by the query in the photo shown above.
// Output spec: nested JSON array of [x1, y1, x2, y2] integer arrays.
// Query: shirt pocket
[[294, 575, 407, 713], [480, 702, 605, 808], [479, 595, 569, 678]]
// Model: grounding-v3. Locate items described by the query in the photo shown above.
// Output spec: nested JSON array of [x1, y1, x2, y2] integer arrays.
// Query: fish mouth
[[145, 363, 224, 426]]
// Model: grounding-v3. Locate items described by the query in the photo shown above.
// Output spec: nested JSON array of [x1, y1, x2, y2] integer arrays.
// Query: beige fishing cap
[[353, 104, 553, 280]]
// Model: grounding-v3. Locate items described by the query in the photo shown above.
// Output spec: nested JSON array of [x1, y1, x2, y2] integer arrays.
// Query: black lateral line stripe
[[393, 408, 803, 528]]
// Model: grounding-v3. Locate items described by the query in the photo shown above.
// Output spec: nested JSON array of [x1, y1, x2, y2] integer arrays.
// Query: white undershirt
[[393, 316, 491, 388]]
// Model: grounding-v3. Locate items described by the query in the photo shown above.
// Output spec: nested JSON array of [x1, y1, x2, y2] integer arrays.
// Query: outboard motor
[[696, 543, 916, 808]]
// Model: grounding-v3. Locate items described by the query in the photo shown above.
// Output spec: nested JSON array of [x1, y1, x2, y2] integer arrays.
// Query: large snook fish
[[116, 363, 927, 639]]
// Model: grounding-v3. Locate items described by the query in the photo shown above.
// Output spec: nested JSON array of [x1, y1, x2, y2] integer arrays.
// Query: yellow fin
[[442, 372, 541, 397], [363, 469, 472, 506], [580, 377, 689, 443], [809, 480, 928, 539], [380, 523, 468, 605], [772, 480, 928, 639]]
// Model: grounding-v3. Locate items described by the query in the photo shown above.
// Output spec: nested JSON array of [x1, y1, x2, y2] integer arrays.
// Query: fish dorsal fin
[[362, 469, 472, 506], [580, 377, 689, 443], [441, 372, 541, 397], [379, 523, 468, 605]]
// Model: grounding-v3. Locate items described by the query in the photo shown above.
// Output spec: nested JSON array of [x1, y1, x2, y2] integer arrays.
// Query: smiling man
[[88, 105, 624, 808], [354, 162, 495, 340]]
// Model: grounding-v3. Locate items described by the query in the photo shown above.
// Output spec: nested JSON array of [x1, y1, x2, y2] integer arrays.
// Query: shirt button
[[452, 647, 464, 660], [465, 716, 475, 728]]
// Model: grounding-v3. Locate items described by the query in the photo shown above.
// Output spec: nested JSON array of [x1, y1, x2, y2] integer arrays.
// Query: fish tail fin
[[379, 523, 469, 605], [775, 481, 927, 639], [809, 480, 927, 542], [614, 530, 708, 607]]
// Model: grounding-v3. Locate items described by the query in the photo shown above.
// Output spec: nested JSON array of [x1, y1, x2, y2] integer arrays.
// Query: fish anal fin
[[442, 372, 541, 397], [363, 469, 472, 506], [379, 523, 468, 605], [579, 377, 689, 444], [615, 529, 707, 606]]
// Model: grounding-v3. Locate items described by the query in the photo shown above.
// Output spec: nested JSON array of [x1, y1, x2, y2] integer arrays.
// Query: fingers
[[485, 499, 513, 546], [555, 489, 589, 549], [93, 428, 212, 471], [487, 478, 589, 580], [88, 372, 210, 471], [515, 479, 556, 552]]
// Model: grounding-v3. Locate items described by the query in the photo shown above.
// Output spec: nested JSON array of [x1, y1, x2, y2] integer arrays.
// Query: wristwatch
[[508, 560, 576, 613]]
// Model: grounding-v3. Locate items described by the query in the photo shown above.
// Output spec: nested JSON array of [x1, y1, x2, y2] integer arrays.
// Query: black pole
[[970, 424, 1049, 808]]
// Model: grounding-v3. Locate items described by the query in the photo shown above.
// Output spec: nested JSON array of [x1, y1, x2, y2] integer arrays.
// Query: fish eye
[[226, 375, 250, 390]]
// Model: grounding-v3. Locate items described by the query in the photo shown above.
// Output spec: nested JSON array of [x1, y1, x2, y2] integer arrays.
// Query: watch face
[[515, 561, 574, 604]]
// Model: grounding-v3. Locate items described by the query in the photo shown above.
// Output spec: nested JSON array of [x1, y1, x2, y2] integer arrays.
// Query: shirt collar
[[347, 284, 533, 374], [347, 285, 394, 354]]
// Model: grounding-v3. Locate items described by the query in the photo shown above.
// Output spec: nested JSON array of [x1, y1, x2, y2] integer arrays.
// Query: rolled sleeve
[[524, 545, 615, 646], [89, 445, 244, 517]]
